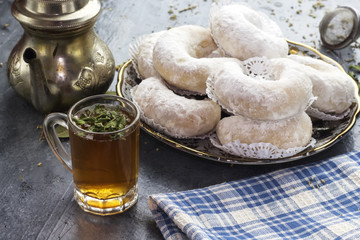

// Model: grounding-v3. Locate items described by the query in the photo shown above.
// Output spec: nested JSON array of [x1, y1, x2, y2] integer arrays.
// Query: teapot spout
[[23, 48, 59, 113]]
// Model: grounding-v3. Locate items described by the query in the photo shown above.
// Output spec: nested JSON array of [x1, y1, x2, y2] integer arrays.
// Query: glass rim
[[67, 94, 140, 135]]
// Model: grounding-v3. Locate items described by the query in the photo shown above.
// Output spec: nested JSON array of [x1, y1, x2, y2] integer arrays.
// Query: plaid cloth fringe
[[148, 151, 360, 240]]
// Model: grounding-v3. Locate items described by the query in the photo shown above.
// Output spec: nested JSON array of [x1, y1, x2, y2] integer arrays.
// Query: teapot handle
[[43, 113, 72, 172]]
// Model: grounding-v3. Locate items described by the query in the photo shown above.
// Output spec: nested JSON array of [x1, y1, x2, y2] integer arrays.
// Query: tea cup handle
[[43, 113, 72, 172]]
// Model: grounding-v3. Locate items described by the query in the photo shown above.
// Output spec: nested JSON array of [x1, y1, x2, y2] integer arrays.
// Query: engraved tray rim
[[116, 39, 360, 165]]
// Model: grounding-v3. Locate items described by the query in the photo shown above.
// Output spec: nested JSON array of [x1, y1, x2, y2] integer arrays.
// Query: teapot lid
[[11, 0, 101, 31]]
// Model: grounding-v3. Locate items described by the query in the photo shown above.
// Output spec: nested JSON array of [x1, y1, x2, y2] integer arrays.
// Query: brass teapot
[[7, 0, 115, 113]]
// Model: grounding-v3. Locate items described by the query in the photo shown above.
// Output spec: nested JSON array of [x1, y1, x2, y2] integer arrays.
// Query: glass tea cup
[[43, 94, 140, 216]]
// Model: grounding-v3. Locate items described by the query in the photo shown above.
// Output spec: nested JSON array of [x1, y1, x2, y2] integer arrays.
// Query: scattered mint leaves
[[349, 65, 360, 72], [72, 104, 129, 132]]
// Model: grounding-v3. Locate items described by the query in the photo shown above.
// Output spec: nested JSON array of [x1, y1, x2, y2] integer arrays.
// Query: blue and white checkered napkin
[[148, 151, 360, 240]]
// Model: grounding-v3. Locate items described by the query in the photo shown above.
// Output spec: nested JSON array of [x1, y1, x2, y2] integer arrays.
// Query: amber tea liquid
[[69, 108, 139, 215]]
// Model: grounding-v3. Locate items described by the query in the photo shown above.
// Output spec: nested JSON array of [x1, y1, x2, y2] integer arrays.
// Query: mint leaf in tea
[[72, 104, 131, 132]]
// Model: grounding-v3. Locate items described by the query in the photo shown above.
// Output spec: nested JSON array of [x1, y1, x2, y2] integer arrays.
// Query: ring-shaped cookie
[[129, 31, 165, 79], [212, 112, 313, 159], [207, 58, 314, 121], [209, 4, 288, 60], [288, 55, 356, 116], [152, 25, 242, 95], [132, 77, 221, 138]]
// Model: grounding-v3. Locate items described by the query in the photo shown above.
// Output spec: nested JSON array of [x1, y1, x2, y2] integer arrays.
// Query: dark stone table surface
[[1, 0, 360, 239]]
